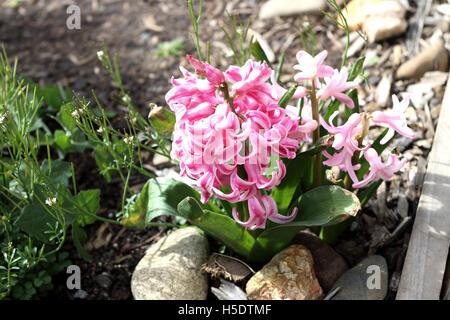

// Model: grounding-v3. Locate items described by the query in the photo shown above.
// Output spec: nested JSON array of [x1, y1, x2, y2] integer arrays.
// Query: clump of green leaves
[[155, 38, 185, 58], [0, 48, 104, 299]]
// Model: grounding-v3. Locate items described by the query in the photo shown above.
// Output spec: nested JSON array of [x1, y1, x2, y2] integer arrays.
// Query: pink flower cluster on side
[[293, 50, 413, 189], [319, 94, 413, 189], [166, 55, 317, 230]]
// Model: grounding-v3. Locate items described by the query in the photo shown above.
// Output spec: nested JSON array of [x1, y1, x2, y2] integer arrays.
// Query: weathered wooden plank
[[396, 77, 450, 300]]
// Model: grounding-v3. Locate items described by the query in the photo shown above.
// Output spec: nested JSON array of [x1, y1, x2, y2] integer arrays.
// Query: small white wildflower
[[0, 114, 5, 131], [45, 197, 57, 207], [122, 94, 131, 104], [97, 127, 105, 134], [123, 136, 134, 145], [97, 50, 105, 61], [71, 109, 81, 119]]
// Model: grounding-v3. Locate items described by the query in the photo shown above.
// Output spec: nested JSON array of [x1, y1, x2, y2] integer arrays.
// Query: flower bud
[[148, 103, 175, 136]]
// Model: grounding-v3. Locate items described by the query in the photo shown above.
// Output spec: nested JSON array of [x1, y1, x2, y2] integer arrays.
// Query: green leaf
[[272, 154, 310, 214], [73, 189, 101, 226], [72, 222, 92, 262], [249, 185, 361, 263], [187, 209, 256, 258], [59, 104, 77, 132], [358, 179, 382, 208], [293, 185, 360, 226], [177, 197, 204, 220], [53, 130, 72, 151], [343, 89, 360, 122], [251, 40, 272, 68], [39, 84, 62, 109], [120, 177, 216, 229], [277, 84, 298, 109], [15, 202, 57, 243], [93, 145, 113, 182], [40, 159, 72, 187], [348, 56, 365, 81]]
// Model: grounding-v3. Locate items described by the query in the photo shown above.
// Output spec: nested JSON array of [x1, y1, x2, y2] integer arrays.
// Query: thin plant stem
[[310, 77, 322, 187]]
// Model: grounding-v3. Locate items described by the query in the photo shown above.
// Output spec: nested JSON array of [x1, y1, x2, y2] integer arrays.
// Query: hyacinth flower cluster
[[165, 50, 414, 231]]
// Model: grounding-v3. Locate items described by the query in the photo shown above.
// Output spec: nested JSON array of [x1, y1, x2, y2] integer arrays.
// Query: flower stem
[[219, 83, 245, 120], [310, 78, 322, 187]]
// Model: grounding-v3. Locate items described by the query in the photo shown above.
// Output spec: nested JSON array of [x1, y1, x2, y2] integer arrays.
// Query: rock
[[95, 273, 112, 290], [396, 41, 448, 80], [343, 0, 407, 42], [330, 255, 388, 300], [73, 289, 89, 299], [259, 0, 326, 19], [392, 44, 405, 66], [131, 227, 209, 300], [152, 152, 172, 167], [246, 245, 323, 300], [375, 73, 392, 107], [292, 231, 349, 291], [417, 71, 448, 90], [396, 194, 409, 219], [347, 37, 366, 58]]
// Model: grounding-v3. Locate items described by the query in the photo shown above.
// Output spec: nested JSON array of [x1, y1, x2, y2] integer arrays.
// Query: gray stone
[[131, 227, 209, 300], [73, 289, 89, 299], [259, 0, 326, 19], [331, 255, 388, 300]]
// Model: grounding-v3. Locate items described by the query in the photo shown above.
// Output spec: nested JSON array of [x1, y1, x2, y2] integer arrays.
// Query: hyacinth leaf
[[250, 40, 272, 69], [343, 89, 359, 121], [271, 140, 330, 214], [321, 177, 382, 244], [348, 56, 365, 81], [275, 52, 285, 84], [358, 179, 383, 208], [120, 177, 218, 229], [271, 138, 332, 217], [189, 213, 256, 258], [278, 84, 298, 109], [249, 185, 361, 263], [177, 197, 256, 258], [177, 197, 204, 220]]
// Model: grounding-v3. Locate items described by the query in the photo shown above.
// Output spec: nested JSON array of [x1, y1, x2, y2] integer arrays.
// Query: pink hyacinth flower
[[371, 94, 415, 145], [318, 67, 358, 109], [186, 55, 225, 85], [232, 192, 298, 230], [293, 50, 334, 86], [320, 112, 368, 183], [166, 57, 313, 230], [352, 148, 406, 189]]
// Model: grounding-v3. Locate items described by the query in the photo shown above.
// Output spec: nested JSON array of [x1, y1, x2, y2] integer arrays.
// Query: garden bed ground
[[1, 0, 448, 300]]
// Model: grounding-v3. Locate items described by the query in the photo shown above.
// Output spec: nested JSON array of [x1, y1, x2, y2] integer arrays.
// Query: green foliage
[[123, 177, 360, 264], [155, 38, 184, 58], [0, 49, 101, 299]]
